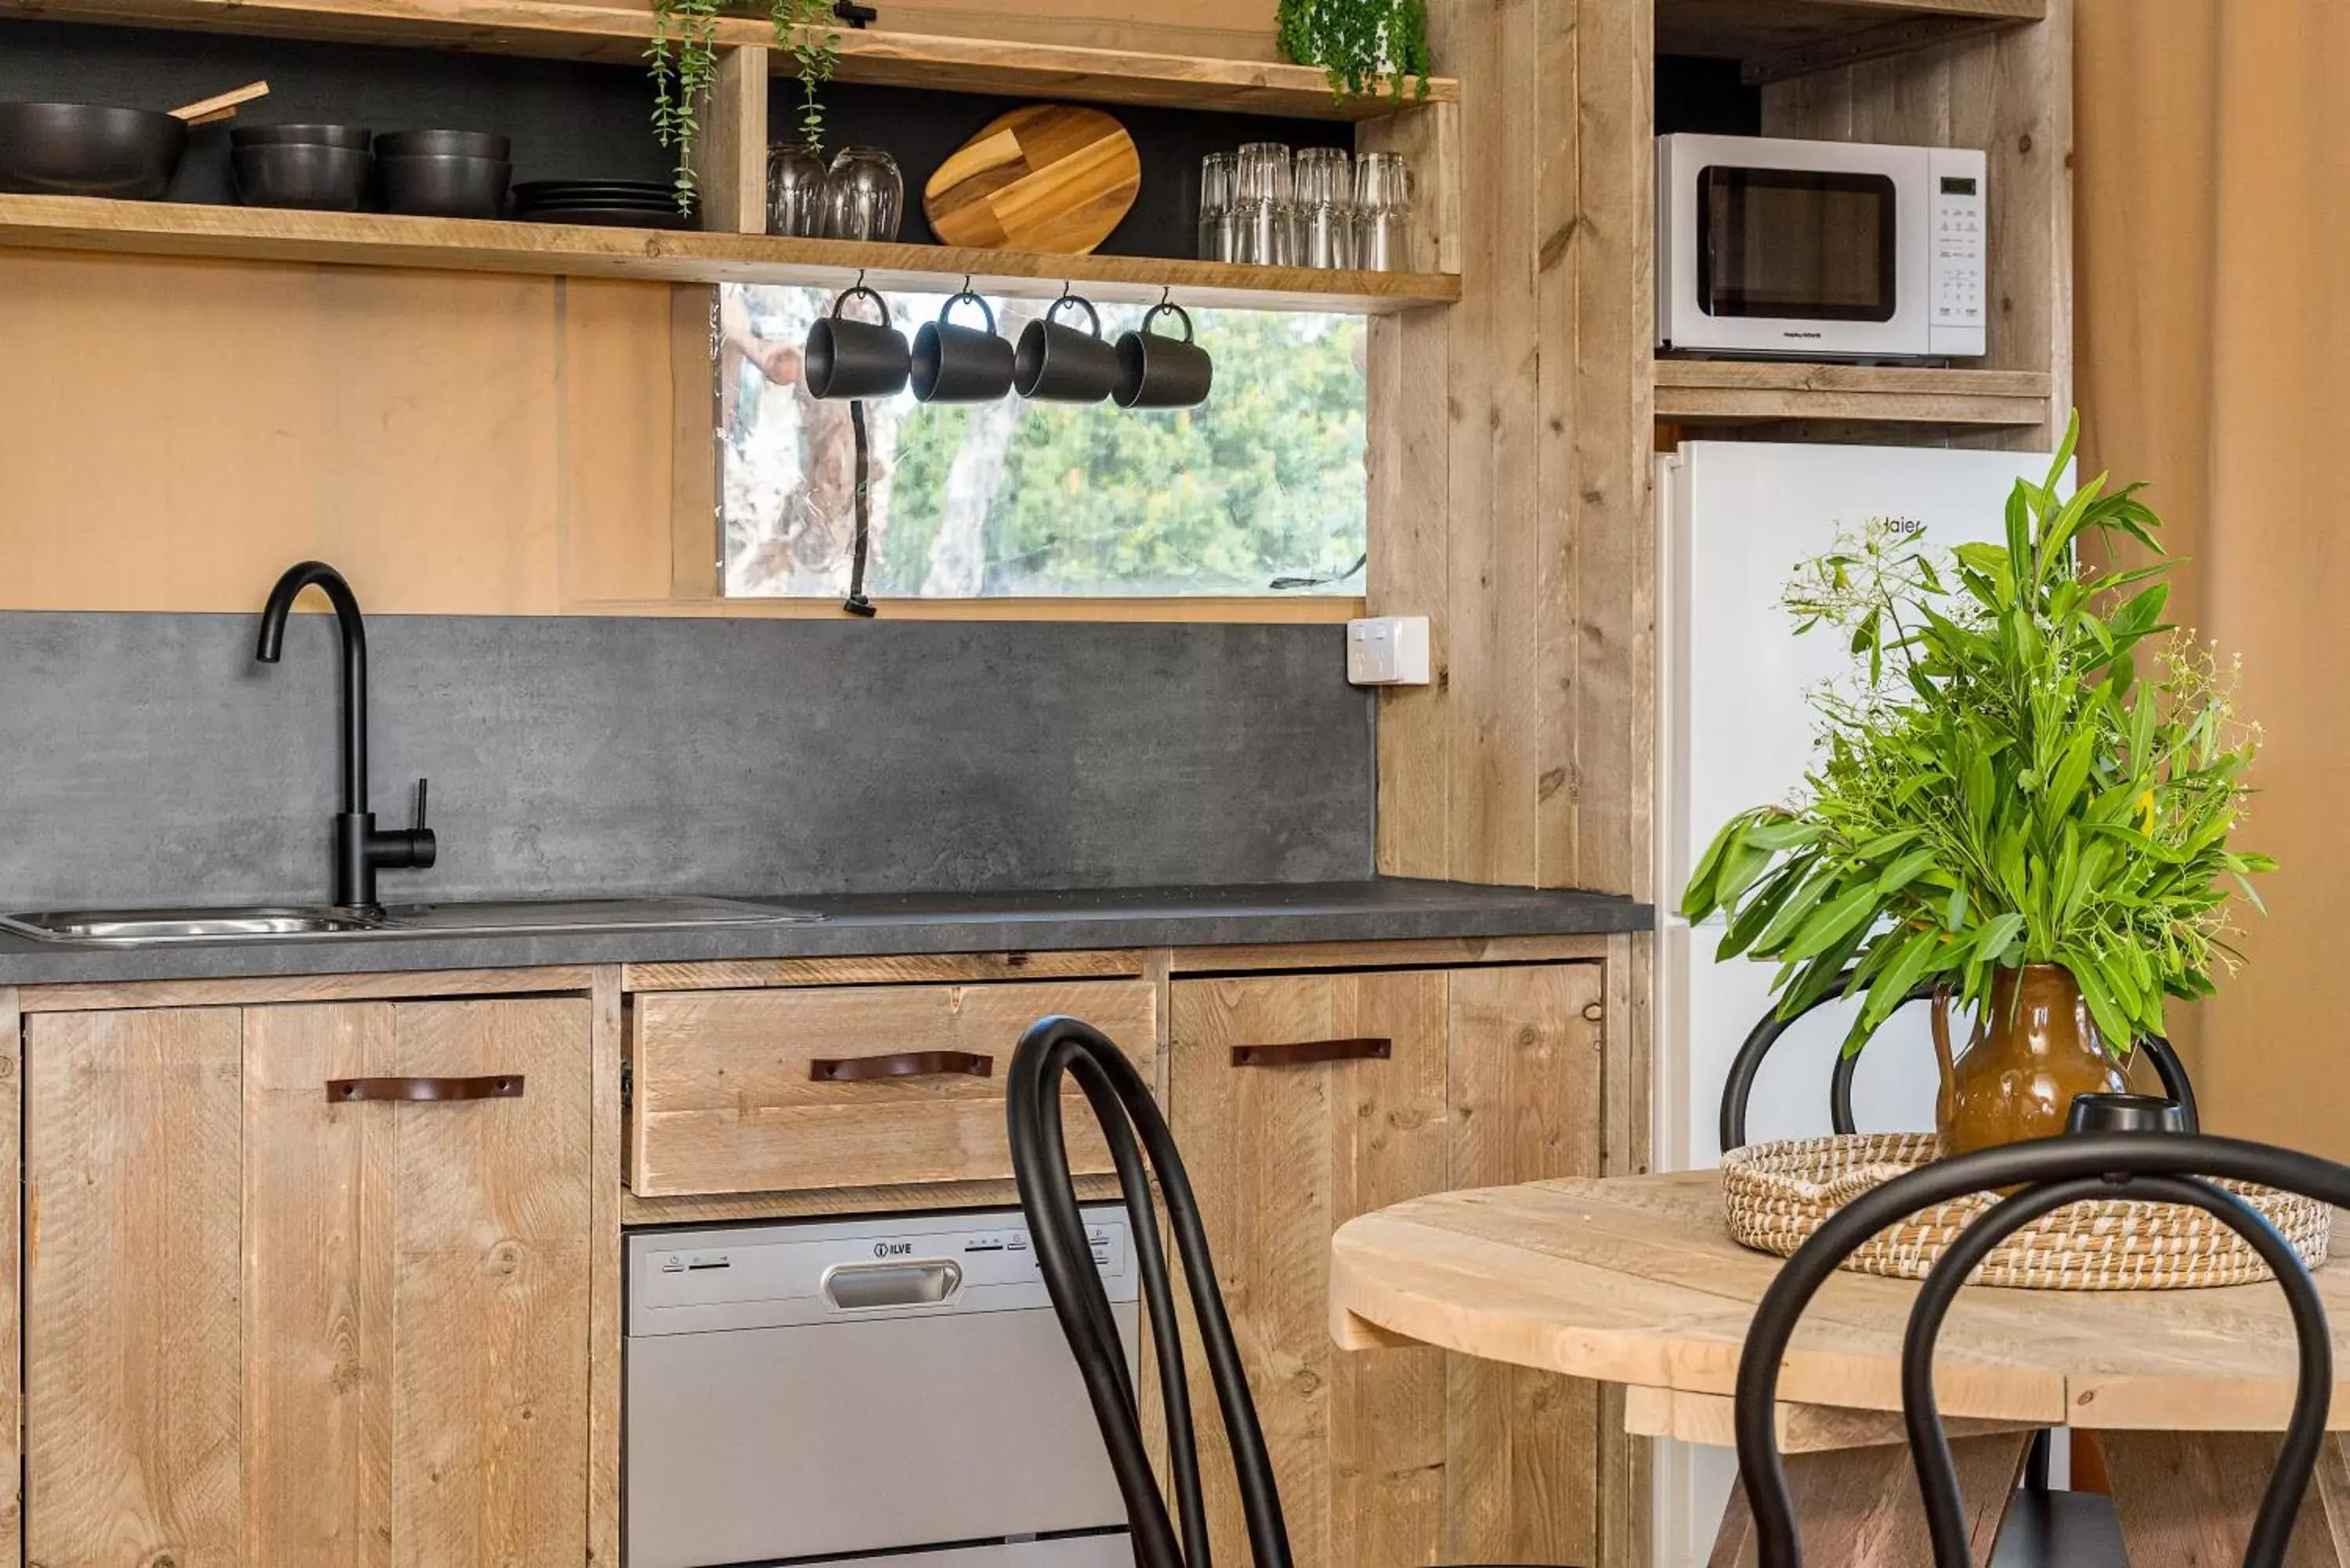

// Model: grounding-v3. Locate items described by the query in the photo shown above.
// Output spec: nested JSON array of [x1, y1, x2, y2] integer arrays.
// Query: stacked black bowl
[[514, 179, 691, 229], [377, 129, 512, 219], [230, 123, 372, 211]]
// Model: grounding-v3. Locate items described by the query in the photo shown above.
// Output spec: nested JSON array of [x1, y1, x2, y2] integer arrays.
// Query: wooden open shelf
[[1, 0, 1458, 118], [1655, 0, 2042, 82], [0, 194, 1460, 312], [1653, 359, 2052, 428]]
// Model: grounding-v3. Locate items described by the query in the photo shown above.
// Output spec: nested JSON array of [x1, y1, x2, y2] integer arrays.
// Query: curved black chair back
[[1007, 1016, 1292, 1568], [1734, 1133, 2348, 1568], [1718, 974, 2198, 1151]]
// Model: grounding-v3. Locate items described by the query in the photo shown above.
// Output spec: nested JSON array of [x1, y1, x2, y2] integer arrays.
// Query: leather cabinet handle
[[809, 1050, 995, 1083], [326, 1075, 525, 1103], [1231, 1038, 1394, 1068]]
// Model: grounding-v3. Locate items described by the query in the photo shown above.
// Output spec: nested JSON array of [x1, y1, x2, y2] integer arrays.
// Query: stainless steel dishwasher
[[626, 1207, 1139, 1568]]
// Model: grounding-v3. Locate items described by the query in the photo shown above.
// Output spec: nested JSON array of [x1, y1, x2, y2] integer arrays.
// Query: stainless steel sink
[[0, 896, 822, 946], [0, 906, 385, 943]]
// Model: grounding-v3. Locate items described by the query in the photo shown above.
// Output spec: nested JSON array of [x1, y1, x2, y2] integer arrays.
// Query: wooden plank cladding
[[1657, 0, 2043, 84], [0, 196, 1461, 312], [0, 0, 1458, 118], [1654, 360, 2054, 426]]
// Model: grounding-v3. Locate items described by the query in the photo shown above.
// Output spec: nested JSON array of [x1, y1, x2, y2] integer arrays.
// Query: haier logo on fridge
[[1885, 517, 1927, 537]]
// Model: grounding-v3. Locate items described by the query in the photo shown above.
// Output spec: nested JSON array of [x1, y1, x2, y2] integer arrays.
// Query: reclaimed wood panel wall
[[1367, 0, 1656, 902], [0, 250, 700, 612]]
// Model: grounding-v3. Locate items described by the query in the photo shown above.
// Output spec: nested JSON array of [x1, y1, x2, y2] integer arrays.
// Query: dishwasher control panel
[[628, 1206, 1135, 1335]]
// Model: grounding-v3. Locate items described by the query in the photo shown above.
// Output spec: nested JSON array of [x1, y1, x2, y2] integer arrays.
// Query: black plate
[[513, 179, 675, 200], [519, 203, 694, 230], [514, 197, 689, 216], [514, 195, 681, 211]]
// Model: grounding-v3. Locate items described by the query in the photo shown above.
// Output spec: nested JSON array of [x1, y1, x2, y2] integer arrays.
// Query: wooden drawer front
[[628, 978, 1159, 1196]]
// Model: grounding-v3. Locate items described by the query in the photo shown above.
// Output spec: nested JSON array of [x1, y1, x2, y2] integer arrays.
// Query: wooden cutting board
[[922, 104, 1141, 255]]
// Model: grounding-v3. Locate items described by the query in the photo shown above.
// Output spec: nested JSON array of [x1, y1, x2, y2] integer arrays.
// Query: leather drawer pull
[[809, 1050, 996, 1083], [1231, 1038, 1393, 1068], [327, 1075, 525, 1103]]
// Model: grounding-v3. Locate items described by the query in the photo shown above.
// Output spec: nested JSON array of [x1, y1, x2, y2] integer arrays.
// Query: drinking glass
[[822, 146, 905, 242], [1231, 142, 1294, 266], [1294, 146, 1354, 269], [1198, 151, 1237, 262], [1353, 150, 1414, 272], [767, 143, 826, 237]]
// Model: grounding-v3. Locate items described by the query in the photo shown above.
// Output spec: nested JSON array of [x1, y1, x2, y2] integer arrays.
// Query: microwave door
[[1698, 167, 1897, 325]]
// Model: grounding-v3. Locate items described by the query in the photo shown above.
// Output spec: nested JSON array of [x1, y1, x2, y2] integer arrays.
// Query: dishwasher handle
[[822, 1259, 965, 1310]]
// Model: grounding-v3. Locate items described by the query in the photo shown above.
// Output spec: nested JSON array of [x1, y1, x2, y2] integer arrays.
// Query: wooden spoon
[[170, 81, 270, 126]]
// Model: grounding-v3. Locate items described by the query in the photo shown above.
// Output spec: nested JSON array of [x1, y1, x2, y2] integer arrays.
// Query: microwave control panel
[[1928, 148, 1990, 356]]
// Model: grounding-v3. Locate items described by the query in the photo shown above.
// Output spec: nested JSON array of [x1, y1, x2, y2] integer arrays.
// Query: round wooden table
[[1327, 1170, 2350, 1566]]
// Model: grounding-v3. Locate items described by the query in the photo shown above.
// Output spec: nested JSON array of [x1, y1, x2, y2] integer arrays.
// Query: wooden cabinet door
[[27, 996, 594, 1568], [1169, 963, 1604, 1568]]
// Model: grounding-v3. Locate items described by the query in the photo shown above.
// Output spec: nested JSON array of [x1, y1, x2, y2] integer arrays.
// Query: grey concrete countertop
[[0, 879, 1651, 988]]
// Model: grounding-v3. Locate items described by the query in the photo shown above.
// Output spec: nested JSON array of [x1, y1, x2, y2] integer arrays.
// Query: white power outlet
[[1347, 616, 1431, 686]]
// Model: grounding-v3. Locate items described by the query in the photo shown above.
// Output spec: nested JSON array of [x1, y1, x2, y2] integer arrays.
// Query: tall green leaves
[[1680, 413, 2272, 1058]]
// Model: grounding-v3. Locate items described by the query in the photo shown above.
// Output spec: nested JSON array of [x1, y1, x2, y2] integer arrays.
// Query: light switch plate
[[1347, 616, 1431, 686]]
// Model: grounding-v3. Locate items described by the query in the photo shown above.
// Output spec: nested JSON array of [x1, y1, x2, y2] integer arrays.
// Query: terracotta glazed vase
[[1931, 963, 2128, 1155]]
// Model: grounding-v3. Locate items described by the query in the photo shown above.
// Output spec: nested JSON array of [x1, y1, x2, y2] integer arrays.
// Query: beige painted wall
[[2076, 0, 2350, 1153], [0, 251, 691, 613]]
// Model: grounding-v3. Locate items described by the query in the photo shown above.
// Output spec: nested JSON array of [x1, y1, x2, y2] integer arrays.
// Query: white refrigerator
[[1649, 439, 2060, 1566]]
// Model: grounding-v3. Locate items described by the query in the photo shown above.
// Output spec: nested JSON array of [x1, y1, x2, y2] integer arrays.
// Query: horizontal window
[[717, 284, 1368, 601]]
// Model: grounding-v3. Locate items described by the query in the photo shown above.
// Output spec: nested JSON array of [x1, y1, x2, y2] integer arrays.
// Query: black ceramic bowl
[[232, 143, 373, 211], [229, 123, 373, 150], [378, 153, 511, 219], [375, 128, 511, 161], [0, 102, 187, 198]]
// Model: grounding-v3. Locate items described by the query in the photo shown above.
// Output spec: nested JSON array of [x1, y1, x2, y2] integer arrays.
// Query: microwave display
[[1696, 165, 1897, 323]]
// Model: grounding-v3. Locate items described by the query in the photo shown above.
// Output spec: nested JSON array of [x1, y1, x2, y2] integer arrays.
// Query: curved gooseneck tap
[[255, 562, 435, 912]]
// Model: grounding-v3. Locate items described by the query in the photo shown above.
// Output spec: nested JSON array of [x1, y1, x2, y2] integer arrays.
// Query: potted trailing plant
[[1276, 0, 1433, 100], [1679, 417, 2273, 1154], [649, 0, 841, 210]]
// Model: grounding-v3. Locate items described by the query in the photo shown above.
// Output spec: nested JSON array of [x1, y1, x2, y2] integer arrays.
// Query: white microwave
[[1655, 134, 1987, 361]]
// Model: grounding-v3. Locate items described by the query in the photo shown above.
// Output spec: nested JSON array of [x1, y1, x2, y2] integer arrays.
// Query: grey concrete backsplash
[[0, 614, 1374, 909]]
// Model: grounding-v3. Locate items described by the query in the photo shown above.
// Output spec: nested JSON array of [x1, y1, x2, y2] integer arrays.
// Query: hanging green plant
[[1276, 0, 1432, 102], [772, 0, 841, 157], [650, 0, 843, 211], [648, 0, 721, 211]]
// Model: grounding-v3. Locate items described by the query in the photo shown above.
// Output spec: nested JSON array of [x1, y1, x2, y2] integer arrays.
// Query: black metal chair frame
[[1733, 1133, 2349, 1568], [1007, 1014, 1287, 1568], [1717, 973, 2200, 1154], [1007, 1015, 1571, 1568]]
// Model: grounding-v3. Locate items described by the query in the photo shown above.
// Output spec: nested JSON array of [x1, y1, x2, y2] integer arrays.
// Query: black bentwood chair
[[1006, 1015, 1572, 1568], [1716, 978, 2203, 1496], [1733, 1133, 2350, 1568], [1718, 974, 2200, 1154]]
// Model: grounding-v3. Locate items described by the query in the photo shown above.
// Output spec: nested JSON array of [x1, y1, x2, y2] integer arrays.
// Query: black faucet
[[255, 561, 436, 912]]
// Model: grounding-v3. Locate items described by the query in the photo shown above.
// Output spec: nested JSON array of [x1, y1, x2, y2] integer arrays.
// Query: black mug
[[1113, 302, 1213, 410], [2066, 1092, 2189, 1136], [912, 290, 1014, 404], [1014, 293, 1118, 403], [804, 284, 910, 400]]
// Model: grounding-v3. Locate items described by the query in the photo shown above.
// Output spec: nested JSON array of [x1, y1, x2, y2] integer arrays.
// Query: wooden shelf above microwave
[[0, 194, 1462, 313], [0, 0, 1458, 119], [1655, 0, 2044, 83], [1653, 359, 2052, 428]]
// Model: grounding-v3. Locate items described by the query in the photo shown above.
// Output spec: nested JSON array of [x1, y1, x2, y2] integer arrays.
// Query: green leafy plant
[[772, 0, 840, 156], [649, 0, 721, 211], [1276, 0, 1432, 101], [649, 0, 840, 214], [1679, 415, 2273, 1057]]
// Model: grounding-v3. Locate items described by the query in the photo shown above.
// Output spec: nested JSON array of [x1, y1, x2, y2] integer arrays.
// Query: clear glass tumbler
[[1353, 150, 1414, 272], [822, 146, 905, 242], [1198, 151, 1237, 262], [767, 143, 826, 237], [1294, 146, 1354, 269], [1231, 142, 1295, 266]]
